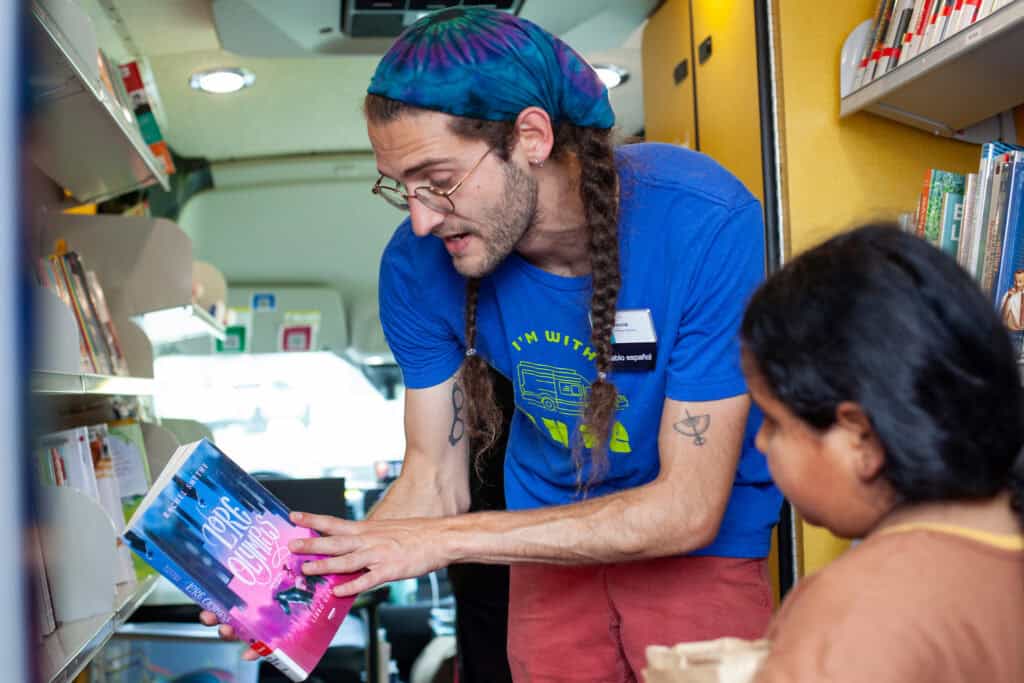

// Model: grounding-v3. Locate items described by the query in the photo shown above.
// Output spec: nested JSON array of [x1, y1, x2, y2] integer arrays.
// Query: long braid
[[462, 277, 503, 457], [557, 126, 621, 488]]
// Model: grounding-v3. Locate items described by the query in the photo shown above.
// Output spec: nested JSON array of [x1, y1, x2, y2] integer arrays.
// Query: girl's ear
[[834, 401, 886, 482]]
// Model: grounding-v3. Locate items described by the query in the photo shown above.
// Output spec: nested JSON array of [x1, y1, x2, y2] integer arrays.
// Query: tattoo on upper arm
[[673, 409, 710, 446], [449, 382, 466, 446]]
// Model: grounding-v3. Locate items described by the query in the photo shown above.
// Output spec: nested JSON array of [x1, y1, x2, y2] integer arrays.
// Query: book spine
[[897, 0, 929, 66], [915, 170, 933, 238], [956, 173, 979, 269], [64, 252, 115, 375], [882, 0, 917, 72], [992, 153, 1024, 306], [868, 0, 898, 82], [980, 160, 1013, 294], [856, 0, 892, 90], [922, 0, 947, 50], [906, 0, 935, 61], [939, 191, 965, 257]]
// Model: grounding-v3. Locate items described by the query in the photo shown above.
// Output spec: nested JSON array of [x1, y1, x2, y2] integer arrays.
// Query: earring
[[530, 158, 545, 168]]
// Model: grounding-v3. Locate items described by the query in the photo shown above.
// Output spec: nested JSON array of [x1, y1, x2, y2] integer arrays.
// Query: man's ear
[[513, 106, 555, 166], [835, 401, 886, 482]]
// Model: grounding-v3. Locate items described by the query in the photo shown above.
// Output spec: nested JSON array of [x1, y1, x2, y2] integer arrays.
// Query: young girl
[[742, 225, 1024, 682]]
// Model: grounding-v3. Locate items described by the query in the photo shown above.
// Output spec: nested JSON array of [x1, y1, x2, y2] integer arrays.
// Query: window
[[153, 352, 405, 489]]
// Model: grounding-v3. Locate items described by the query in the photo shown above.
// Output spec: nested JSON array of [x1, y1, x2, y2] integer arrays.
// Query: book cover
[[107, 418, 156, 581], [939, 191, 965, 257], [56, 252, 113, 375], [84, 271, 130, 376], [123, 439, 358, 681], [43, 254, 96, 373], [991, 153, 1024, 355], [896, 0, 931, 66], [88, 424, 136, 584], [924, 170, 965, 245]]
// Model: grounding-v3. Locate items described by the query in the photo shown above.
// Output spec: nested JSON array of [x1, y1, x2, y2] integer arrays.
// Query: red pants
[[506, 556, 772, 683]]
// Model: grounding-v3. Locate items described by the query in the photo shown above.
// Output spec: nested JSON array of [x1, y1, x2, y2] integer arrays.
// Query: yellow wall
[[774, 0, 982, 575], [691, 0, 764, 203], [642, 0, 696, 149], [776, 0, 981, 258]]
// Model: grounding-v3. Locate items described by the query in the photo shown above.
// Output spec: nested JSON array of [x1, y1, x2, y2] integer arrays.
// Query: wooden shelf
[[39, 576, 158, 683], [30, 371, 154, 397], [840, 2, 1024, 136], [26, 0, 169, 204]]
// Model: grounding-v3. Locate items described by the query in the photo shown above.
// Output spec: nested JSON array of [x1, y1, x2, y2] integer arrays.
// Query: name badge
[[609, 308, 657, 370]]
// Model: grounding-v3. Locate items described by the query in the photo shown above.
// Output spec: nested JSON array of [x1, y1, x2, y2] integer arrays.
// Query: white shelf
[[840, 2, 1024, 136], [134, 303, 227, 345], [39, 576, 158, 683], [30, 371, 154, 397], [26, 0, 169, 204]]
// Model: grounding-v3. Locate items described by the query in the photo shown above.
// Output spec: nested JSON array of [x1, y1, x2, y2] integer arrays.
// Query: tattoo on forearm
[[673, 410, 710, 446], [449, 382, 466, 446]]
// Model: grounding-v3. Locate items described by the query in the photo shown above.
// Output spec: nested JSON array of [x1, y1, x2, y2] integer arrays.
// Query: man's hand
[[289, 511, 452, 597], [197, 611, 261, 661]]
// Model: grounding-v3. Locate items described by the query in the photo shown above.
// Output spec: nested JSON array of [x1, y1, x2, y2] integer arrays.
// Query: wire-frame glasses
[[372, 148, 492, 215]]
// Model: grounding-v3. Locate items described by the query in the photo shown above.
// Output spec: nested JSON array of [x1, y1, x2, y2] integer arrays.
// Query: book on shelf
[[123, 439, 359, 682], [909, 142, 1024, 355], [850, 0, 1012, 89], [88, 424, 136, 584], [107, 418, 156, 582], [33, 245, 131, 377], [27, 526, 56, 640]]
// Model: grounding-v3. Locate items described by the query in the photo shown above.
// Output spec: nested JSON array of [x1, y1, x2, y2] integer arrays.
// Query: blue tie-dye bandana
[[368, 7, 614, 129]]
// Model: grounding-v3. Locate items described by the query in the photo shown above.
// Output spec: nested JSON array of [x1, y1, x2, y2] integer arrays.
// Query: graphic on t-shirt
[[516, 361, 629, 416], [515, 361, 632, 453]]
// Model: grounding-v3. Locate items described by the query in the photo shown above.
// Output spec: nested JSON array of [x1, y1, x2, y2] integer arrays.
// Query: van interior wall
[[178, 156, 397, 358]]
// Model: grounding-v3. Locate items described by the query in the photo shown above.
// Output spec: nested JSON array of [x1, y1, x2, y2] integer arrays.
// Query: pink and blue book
[[123, 439, 358, 681]]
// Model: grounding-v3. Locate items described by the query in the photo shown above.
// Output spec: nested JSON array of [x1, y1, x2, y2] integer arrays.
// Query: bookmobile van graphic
[[517, 361, 629, 416]]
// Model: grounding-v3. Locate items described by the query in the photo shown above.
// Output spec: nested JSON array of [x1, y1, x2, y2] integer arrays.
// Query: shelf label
[[251, 292, 277, 312]]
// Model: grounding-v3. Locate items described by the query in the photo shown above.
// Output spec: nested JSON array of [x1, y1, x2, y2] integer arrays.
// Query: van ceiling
[[85, 0, 656, 161]]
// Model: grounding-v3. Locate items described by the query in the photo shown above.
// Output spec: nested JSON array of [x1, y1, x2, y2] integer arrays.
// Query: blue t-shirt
[[379, 143, 782, 558]]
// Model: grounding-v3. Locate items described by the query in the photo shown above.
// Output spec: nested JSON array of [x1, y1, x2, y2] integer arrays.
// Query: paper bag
[[643, 637, 770, 683]]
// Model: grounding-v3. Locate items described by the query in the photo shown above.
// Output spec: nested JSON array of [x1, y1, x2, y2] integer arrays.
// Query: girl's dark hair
[[741, 223, 1024, 527], [365, 94, 621, 487]]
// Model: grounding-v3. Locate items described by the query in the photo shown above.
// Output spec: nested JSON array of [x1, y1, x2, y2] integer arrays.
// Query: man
[[207, 8, 780, 680]]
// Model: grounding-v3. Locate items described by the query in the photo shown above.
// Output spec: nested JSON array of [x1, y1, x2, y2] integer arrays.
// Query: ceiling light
[[189, 67, 255, 94], [592, 64, 630, 90]]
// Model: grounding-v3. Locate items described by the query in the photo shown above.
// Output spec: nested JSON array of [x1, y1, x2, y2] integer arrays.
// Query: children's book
[[123, 439, 358, 681], [107, 418, 156, 581]]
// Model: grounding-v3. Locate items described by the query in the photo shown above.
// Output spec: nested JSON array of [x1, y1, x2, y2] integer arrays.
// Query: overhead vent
[[343, 1, 525, 38]]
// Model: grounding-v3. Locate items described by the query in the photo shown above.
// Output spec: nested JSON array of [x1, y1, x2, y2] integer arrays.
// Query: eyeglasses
[[372, 148, 492, 215]]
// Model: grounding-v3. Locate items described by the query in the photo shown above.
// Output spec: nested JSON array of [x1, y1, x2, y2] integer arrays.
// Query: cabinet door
[[642, 0, 698, 150], [691, 0, 765, 203]]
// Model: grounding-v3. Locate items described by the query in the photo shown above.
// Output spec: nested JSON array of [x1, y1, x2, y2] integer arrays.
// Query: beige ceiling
[[83, 1, 653, 161]]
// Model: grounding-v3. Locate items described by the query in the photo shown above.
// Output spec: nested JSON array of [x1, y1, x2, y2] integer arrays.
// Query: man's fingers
[[199, 610, 219, 626], [242, 648, 261, 661], [218, 624, 236, 640], [333, 571, 379, 598], [290, 511, 351, 534], [302, 549, 374, 576], [289, 533, 362, 557]]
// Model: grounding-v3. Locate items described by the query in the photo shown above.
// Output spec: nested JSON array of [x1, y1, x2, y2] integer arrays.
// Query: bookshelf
[[39, 576, 158, 683], [30, 370, 154, 397], [840, 1, 1024, 136], [25, 0, 169, 204]]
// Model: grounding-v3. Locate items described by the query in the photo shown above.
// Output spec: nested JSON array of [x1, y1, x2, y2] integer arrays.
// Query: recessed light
[[592, 63, 629, 90], [189, 67, 255, 94]]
